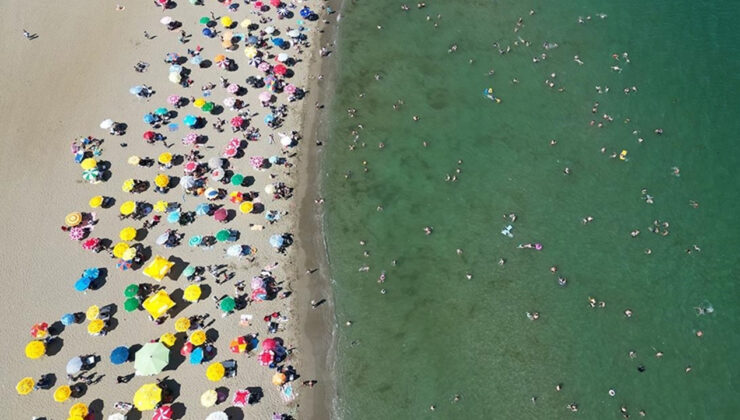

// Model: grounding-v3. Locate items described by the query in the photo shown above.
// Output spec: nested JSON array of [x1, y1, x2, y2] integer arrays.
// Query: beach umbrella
[[230, 336, 247, 353], [193, 98, 206, 108], [119, 201, 136, 216], [184, 160, 198, 173], [100, 119, 114, 129], [284, 84, 297, 95], [206, 412, 228, 420], [259, 91, 272, 102], [61, 313, 76, 326], [202, 27, 214, 37], [183, 114, 197, 126], [201, 389, 218, 407], [112, 242, 130, 258], [128, 155, 141, 166], [174, 317, 191, 332], [160, 332, 176, 347], [202, 102, 215, 112], [272, 372, 287, 386], [220, 16, 233, 27], [69, 403, 88, 418], [124, 297, 139, 312], [213, 208, 228, 222], [122, 247, 137, 261], [82, 237, 100, 251], [153, 405, 173, 420], [183, 265, 196, 277], [208, 157, 224, 169], [264, 184, 276, 195], [264, 114, 275, 125], [300, 7, 312, 18], [108, 414, 126, 420], [205, 187, 220, 200], [239, 201, 254, 214], [160, 16, 173, 25], [206, 362, 225, 381], [66, 356, 83, 374], [117, 259, 133, 271], [226, 83, 239, 94], [189, 347, 204, 364], [182, 132, 198, 145], [82, 168, 100, 182], [199, 16, 210, 24], [230, 116, 244, 128], [181, 176, 196, 191], [167, 210, 181, 223], [154, 107, 169, 116], [180, 341, 194, 356], [65, 212, 82, 227], [54, 385, 72, 402], [259, 350, 274, 366], [241, 18, 252, 28], [154, 200, 168, 213], [232, 389, 250, 407], [80, 158, 97, 170], [120, 227, 137, 241], [252, 287, 267, 301], [195, 203, 211, 215], [262, 337, 277, 351], [155, 174, 170, 188], [89, 195, 104, 208], [223, 97, 237, 108], [265, 26, 275, 34], [272, 37, 285, 47], [226, 244, 243, 257], [30, 322, 48, 339], [83, 267, 99, 279], [157, 232, 172, 245], [190, 330, 206, 346], [143, 113, 156, 124], [274, 64, 287, 75], [244, 46, 258, 58], [122, 179, 135, 193], [167, 94, 181, 105], [158, 153, 173, 166], [74, 277, 91, 292], [258, 61, 271, 72], [135, 343, 170, 376], [277, 53, 289, 62], [86, 305, 100, 320], [110, 346, 130, 365], [220, 296, 236, 312], [188, 235, 203, 247], [251, 276, 264, 290], [215, 229, 231, 242], [16, 377, 34, 395], [228, 191, 243, 203], [287, 29, 300, 38], [214, 54, 226, 63], [88, 319, 105, 335], [270, 0, 281, 6], [169, 65, 183, 73], [168, 72, 182, 84], [183, 284, 202, 302], [69, 226, 85, 241], [133, 383, 162, 411], [269, 234, 284, 248]]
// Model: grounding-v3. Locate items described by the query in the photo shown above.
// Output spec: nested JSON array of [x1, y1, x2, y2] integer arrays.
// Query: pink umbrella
[[258, 62, 270, 72], [69, 226, 85, 240], [213, 208, 228, 222], [261, 337, 277, 351], [182, 132, 198, 145], [82, 237, 100, 250], [284, 84, 296, 94], [249, 156, 264, 169], [167, 95, 181, 105], [251, 287, 267, 301], [223, 147, 237, 158], [183, 161, 198, 173], [258, 92, 271, 102], [232, 389, 250, 407], [254, 1, 263, 9], [230, 116, 244, 127], [228, 138, 241, 148], [226, 83, 239, 94], [273, 64, 287, 75], [223, 97, 236, 107], [258, 350, 274, 366], [250, 276, 264, 290], [153, 405, 173, 420]]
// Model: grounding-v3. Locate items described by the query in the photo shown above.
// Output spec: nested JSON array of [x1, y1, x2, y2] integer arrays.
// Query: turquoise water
[[323, 1, 740, 418]]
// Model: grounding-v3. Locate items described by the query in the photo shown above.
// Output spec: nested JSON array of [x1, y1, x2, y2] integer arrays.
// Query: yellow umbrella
[[122, 179, 135, 192], [68, 416, 84, 420], [183, 284, 202, 302], [142, 290, 176, 319], [112, 242, 130, 258], [119, 227, 137, 241], [206, 362, 225, 382], [201, 389, 218, 407], [160, 332, 176, 347], [240, 19, 252, 28], [220, 15, 233, 27], [122, 247, 137, 261], [54, 385, 72, 402], [214, 54, 226, 62], [174, 317, 191, 332], [89, 196, 103, 208], [88, 319, 104, 335], [158, 152, 173, 164], [86, 305, 100, 320], [119, 200, 136, 215], [80, 158, 97, 170], [128, 155, 141, 165], [16, 377, 34, 395], [65, 212, 82, 227], [239, 201, 254, 214], [154, 174, 170, 188], [272, 372, 287, 386], [244, 46, 258, 58], [133, 383, 162, 411], [69, 402, 88, 417], [153, 200, 169, 213], [25, 340, 45, 359], [143, 256, 174, 281], [190, 330, 206, 346], [194, 98, 206, 108], [229, 191, 243, 203]]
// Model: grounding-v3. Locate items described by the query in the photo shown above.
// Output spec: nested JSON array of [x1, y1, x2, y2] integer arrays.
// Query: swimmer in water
[[558, 277, 567, 287], [378, 271, 386, 283]]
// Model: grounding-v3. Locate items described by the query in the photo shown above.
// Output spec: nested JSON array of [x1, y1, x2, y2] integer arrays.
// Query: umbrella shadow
[[136, 228, 149, 241], [44, 373, 57, 389], [171, 402, 187, 419], [165, 347, 186, 373], [246, 386, 264, 404], [90, 268, 108, 290], [226, 209, 237, 222], [175, 56, 188, 65], [161, 377, 181, 403], [200, 284, 212, 301], [128, 344, 143, 361], [215, 386, 230, 404], [284, 69, 295, 79], [71, 382, 87, 398], [224, 407, 244, 420], [167, 256, 188, 280], [169, 176, 181, 189], [167, 288, 189, 318], [200, 59, 213, 69], [243, 176, 255, 187], [205, 327, 220, 344], [89, 398, 104, 420], [49, 321, 65, 336], [210, 105, 224, 115], [251, 202, 265, 214], [46, 337, 64, 356]]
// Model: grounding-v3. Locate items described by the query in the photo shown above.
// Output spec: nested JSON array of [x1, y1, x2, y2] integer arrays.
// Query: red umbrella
[[153, 405, 173, 420], [183, 161, 198, 173], [232, 389, 250, 407], [261, 337, 277, 351], [82, 237, 100, 250], [230, 336, 247, 353], [180, 341, 194, 356], [230, 116, 244, 127], [270, 0, 281, 7], [273, 64, 287, 75], [213, 208, 228, 222], [143, 131, 156, 140], [258, 350, 274, 366], [30, 322, 49, 338]]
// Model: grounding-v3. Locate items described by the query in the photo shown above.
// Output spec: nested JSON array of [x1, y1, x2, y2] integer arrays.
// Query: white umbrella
[[66, 356, 83, 374], [107, 414, 125, 420], [277, 53, 289, 62], [287, 29, 300, 38], [155, 232, 170, 246], [100, 119, 114, 129], [210, 168, 225, 181], [181, 176, 195, 189], [264, 184, 276, 194], [160, 16, 173, 25], [168, 72, 181, 84], [226, 244, 243, 257], [206, 412, 228, 420], [264, 26, 275, 34], [208, 157, 224, 169], [280, 135, 293, 147], [223, 97, 236, 107]]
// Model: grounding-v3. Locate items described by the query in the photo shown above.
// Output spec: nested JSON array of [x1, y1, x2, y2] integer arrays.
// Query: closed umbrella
[[110, 346, 130, 365]]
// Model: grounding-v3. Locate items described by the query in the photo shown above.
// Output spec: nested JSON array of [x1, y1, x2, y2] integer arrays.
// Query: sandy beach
[[1, 0, 337, 419]]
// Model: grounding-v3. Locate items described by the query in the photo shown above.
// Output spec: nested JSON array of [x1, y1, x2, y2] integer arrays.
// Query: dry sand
[[0, 0, 337, 418]]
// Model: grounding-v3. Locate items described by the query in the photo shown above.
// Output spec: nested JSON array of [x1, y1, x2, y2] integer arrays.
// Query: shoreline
[[291, 0, 343, 418]]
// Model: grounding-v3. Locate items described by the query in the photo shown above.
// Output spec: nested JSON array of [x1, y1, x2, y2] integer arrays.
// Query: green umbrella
[[230, 174, 244, 186], [201, 102, 215, 113], [124, 284, 139, 298], [82, 168, 100, 181], [220, 296, 236, 312], [199, 17, 210, 24], [124, 297, 140, 312], [134, 342, 170, 376], [216, 230, 231, 242], [183, 265, 196, 277], [154, 107, 169, 116]]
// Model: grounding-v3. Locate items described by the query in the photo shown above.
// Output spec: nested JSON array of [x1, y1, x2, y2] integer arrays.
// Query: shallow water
[[323, 0, 740, 418]]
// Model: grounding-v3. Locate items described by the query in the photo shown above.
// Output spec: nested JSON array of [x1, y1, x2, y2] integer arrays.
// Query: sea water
[[323, 0, 740, 418]]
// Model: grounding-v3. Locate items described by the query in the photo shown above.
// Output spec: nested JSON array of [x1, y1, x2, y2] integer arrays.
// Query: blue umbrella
[[183, 115, 197, 126], [83, 267, 100, 279], [272, 37, 285, 47], [264, 114, 275, 124], [189, 347, 204, 364], [169, 64, 182, 73], [269, 234, 284, 248], [188, 235, 203, 247], [299, 7, 312, 18], [195, 203, 211, 215], [117, 259, 132, 271], [268, 155, 279, 164], [167, 210, 181, 223], [183, 265, 196, 277], [202, 28, 213, 37], [143, 113, 156, 124], [74, 277, 91, 292], [155, 107, 169, 116], [61, 313, 76, 326], [110, 346, 130, 365], [129, 85, 143, 95], [191, 55, 203, 65], [247, 36, 258, 44], [168, 123, 179, 132]]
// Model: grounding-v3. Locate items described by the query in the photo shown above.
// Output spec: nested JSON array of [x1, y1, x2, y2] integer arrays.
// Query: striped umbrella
[[153, 405, 173, 420], [82, 168, 100, 181]]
